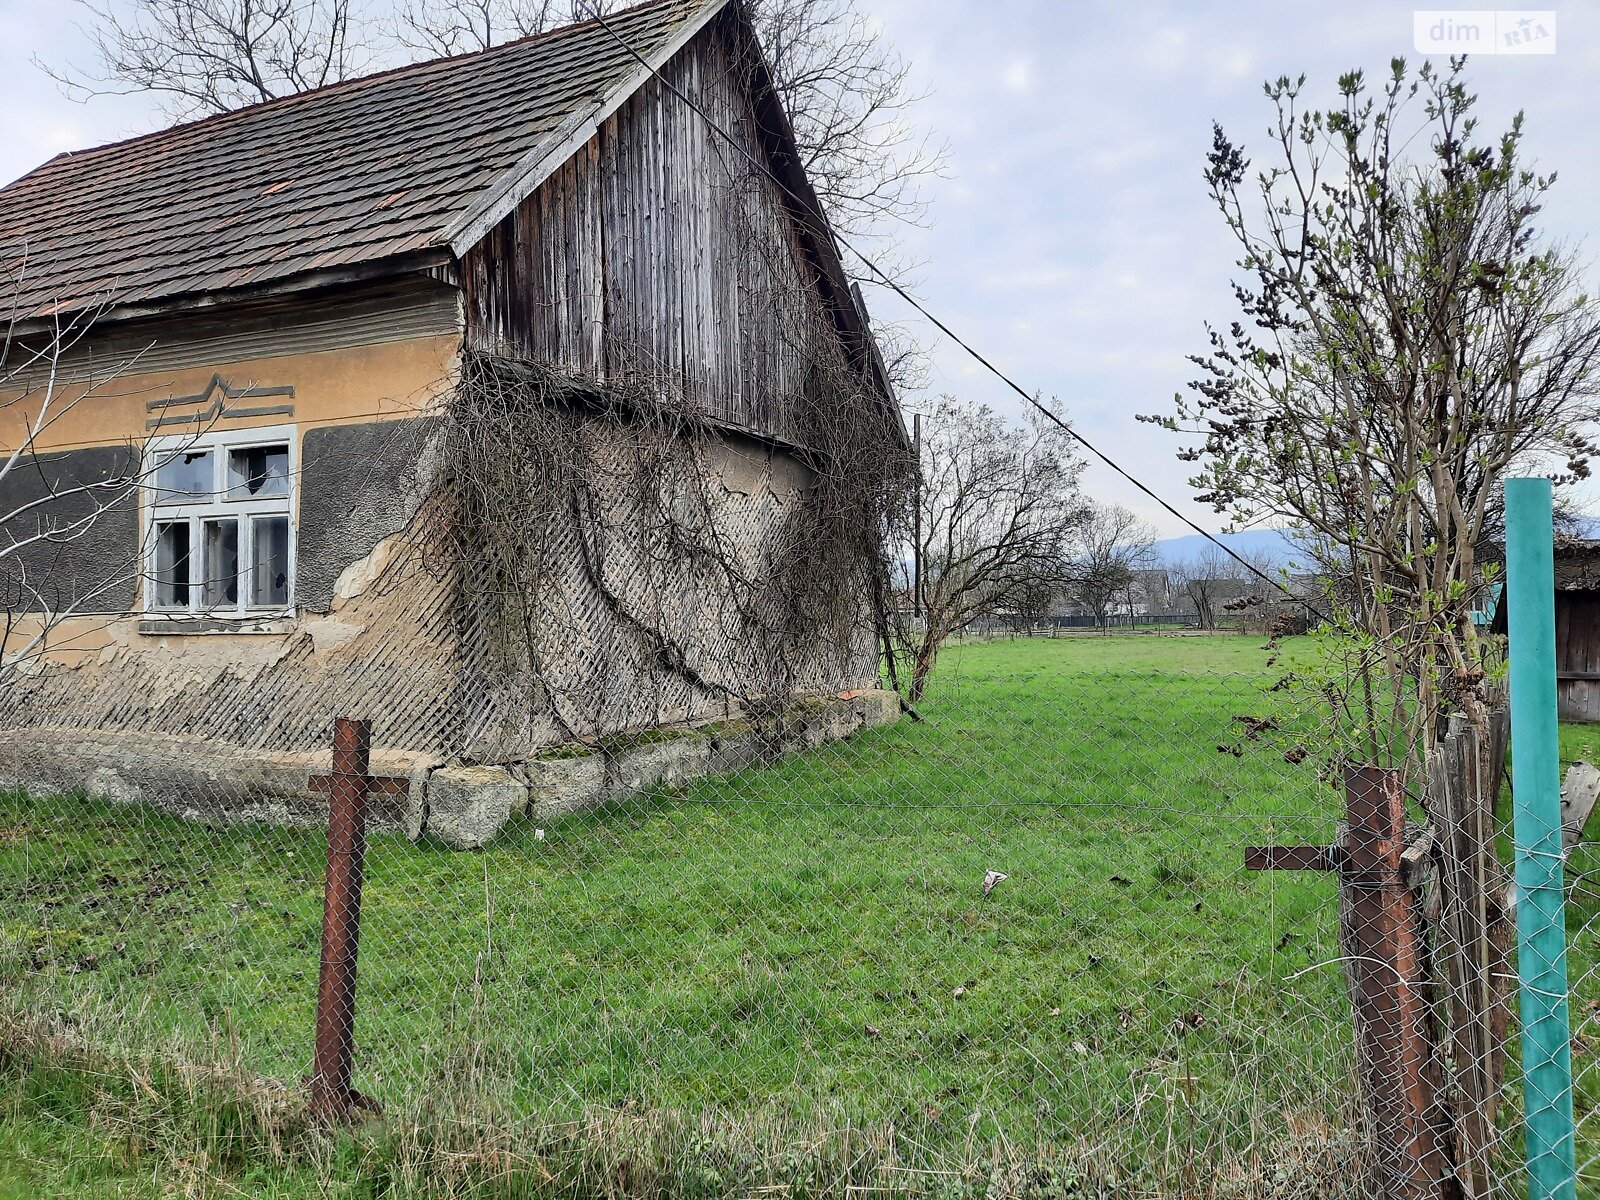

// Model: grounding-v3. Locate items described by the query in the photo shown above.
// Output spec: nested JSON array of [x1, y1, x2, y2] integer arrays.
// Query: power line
[[571, 0, 1314, 615]]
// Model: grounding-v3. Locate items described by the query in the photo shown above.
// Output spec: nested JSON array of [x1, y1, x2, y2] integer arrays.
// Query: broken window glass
[[252, 515, 290, 607], [145, 426, 295, 617], [227, 444, 289, 499], [154, 449, 213, 503], [153, 521, 191, 608], [201, 518, 239, 608]]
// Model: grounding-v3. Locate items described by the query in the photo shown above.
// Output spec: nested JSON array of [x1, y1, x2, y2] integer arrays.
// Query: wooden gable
[[459, 9, 858, 447]]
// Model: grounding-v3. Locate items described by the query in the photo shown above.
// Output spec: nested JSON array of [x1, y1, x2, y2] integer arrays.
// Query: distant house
[[1126, 569, 1173, 616], [0, 0, 903, 838], [1042, 569, 1172, 624], [1169, 575, 1252, 625]]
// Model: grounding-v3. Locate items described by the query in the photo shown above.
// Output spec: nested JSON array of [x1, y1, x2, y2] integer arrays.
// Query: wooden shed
[[1553, 538, 1600, 722]]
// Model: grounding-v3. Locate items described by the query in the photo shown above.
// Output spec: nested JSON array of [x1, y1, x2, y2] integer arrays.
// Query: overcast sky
[[2, 1, 1595, 537]]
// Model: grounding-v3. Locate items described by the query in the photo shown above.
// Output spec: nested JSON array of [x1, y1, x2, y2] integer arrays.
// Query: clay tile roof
[[0, 0, 718, 323]]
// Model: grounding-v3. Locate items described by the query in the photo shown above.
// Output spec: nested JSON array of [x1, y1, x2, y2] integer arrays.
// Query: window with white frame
[[144, 425, 295, 616]]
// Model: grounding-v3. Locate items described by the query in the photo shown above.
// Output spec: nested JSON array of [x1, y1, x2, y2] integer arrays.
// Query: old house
[[0, 0, 906, 845]]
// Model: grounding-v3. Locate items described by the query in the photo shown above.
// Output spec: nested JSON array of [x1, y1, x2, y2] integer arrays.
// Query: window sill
[[138, 615, 296, 636]]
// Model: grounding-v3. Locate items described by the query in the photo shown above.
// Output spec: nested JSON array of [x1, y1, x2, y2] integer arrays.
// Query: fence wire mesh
[[4, 614, 1585, 1198], [1561, 790, 1600, 1191]]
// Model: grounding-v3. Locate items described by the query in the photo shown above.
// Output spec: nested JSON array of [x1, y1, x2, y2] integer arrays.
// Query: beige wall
[[2, 291, 463, 669], [1, 332, 460, 457]]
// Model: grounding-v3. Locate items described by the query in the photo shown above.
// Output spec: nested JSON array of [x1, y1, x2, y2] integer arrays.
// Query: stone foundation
[[0, 689, 900, 850]]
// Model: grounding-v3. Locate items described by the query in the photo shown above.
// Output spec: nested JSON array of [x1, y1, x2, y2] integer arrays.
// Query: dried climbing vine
[[432, 334, 911, 756]]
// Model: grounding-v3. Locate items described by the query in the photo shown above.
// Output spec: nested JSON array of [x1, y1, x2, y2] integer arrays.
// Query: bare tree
[[1, 277, 152, 684], [1067, 503, 1156, 629], [1166, 548, 1218, 632], [1165, 544, 1286, 631], [44, 0, 367, 118], [898, 396, 1086, 700], [1166, 545, 1243, 632], [392, 0, 583, 58], [741, 0, 944, 254], [1000, 567, 1060, 633]]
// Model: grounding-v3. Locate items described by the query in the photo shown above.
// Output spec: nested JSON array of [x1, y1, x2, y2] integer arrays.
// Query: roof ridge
[[32, 0, 702, 174]]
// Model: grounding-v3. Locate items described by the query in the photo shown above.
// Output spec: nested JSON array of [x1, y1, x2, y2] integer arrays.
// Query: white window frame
[[142, 423, 297, 619]]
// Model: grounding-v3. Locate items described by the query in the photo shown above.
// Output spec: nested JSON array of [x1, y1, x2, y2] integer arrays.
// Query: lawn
[[4, 633, 1589, 1195]]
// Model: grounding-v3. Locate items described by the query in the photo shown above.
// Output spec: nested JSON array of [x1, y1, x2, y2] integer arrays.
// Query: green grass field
[[3, 634, 1595, 1196]]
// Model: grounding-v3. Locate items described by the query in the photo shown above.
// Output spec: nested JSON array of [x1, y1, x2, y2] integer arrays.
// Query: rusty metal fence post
[[309, 717, 371, 1119], [305, 716, 410, 1120], [1339, 766, 1453, 1200], [1248, 766, 1453, 1198]]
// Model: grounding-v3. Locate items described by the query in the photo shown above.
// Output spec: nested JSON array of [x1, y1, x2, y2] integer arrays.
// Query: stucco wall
[[0, 444, 141, 611], [0, 282, 461, 639], [297, 417, 441, 611], [3, 412, 878, 759], [460, 422, 880, 763], [9, 330, 459, 456], [0, 283, 463, 755]]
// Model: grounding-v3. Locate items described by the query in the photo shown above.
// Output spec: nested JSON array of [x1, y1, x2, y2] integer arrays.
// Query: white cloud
[[1216, 47, 1257, 80], [1084, 136, 1169, 176], [1141, 26, 1192, 74], [1001, 56, 1034, 93], [979, 265, 1083, 292]]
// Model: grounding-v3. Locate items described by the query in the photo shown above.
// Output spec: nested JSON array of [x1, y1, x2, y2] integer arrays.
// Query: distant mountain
[[1149, 529, 1300, 569]]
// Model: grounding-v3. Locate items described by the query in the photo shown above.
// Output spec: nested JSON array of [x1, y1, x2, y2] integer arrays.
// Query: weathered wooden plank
[[1426, 707, 1515, 1198], [1438, 724, 1494, 1194], [581, 136, 604, 368], [457, 14, 833, 447], [1561, 760, 1600, 861]]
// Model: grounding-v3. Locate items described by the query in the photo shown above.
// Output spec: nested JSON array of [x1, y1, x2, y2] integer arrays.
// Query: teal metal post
[[1505, 476, 1578, 1199]]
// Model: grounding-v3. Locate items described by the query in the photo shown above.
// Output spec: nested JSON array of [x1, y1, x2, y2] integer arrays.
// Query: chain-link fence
[[6, 617, 1586, 1198], [1567, 831, 1600, 1187]]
